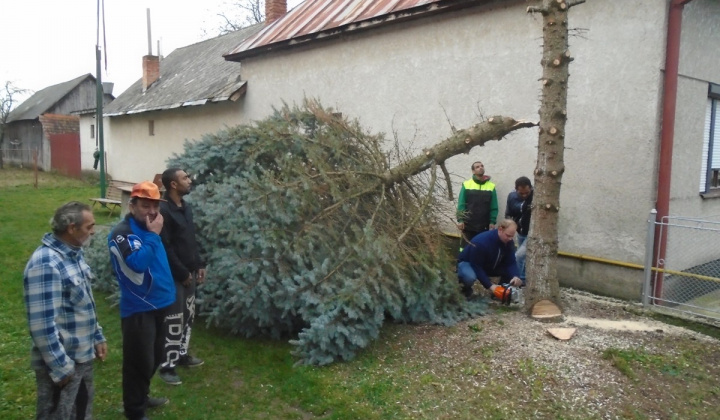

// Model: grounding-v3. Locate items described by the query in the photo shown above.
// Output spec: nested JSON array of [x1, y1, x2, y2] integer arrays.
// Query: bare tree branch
[[526, 6, 548, 15], [1, 81, 31, 169], [216, 0, 265, 35], [439, 103, 457, 134], [381, 117, 537, 186], [218, 13, 242, 34], [440, 162, 454, 201], [398, 162, 438, 242], [528, 0, 585, 15]]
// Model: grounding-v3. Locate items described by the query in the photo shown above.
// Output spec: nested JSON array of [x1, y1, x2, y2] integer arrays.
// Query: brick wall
[[39, 114, 80, 136], [266, 0, 287, 24], [143, 55, 160, 91]]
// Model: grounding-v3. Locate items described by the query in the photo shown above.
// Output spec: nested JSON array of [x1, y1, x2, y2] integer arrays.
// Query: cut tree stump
[[531, 299, 563, 322], [547, 327, 576, 341]]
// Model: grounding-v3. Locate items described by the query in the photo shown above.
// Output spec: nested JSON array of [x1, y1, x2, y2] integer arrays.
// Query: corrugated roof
[[7, 74, 93, 122], [225, 0, 483, 61], [104, 24, 263, 117]]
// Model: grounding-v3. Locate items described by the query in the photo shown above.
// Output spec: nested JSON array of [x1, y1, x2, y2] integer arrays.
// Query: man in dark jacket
[[456, 161, 498, 248], [157, 168, 206, 386], [505, 176, 533, 282], [457, 219, 522, 298]]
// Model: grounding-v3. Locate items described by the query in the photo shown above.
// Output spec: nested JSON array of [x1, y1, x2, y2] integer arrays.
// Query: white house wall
[[101, 0, 717, 299], [237, 0, 670, 298], [240, 3, 546, 230], [664, 0, 720, 270], [79, 114, 97, 171], [104, 101, 248, 182], [557, 0, 667, 262]]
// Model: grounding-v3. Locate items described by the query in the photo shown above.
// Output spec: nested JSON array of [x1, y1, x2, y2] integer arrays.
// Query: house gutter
[[653, 0, 694, 301]]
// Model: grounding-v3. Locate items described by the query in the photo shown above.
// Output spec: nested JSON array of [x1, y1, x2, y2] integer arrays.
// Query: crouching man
[[457, 219, 523, 299]]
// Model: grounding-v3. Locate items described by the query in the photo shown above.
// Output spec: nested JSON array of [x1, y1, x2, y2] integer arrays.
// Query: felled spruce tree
[[86, 99, 531, 365], [84, 226, 122, 308]]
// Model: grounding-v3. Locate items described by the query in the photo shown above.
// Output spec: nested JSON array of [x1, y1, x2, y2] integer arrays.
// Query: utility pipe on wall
[[653, 0, 694, 301]]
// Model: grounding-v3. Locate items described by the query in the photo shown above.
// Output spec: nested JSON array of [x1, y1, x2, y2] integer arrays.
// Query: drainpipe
[[653, 0, 694, 302]]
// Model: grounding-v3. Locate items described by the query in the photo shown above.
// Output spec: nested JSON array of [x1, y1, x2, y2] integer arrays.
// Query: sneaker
[[158, 369, 182, 385], [177, 354, 204, 367], [147, 396, 169, 409]]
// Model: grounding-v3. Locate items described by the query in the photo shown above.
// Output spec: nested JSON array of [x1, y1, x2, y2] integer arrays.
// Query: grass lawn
[[7, 168, 720, 420], [0, 169, 405, 420]]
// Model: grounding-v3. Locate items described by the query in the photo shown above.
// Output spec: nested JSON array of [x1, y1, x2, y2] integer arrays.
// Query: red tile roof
[[225, 0, 483, 61]]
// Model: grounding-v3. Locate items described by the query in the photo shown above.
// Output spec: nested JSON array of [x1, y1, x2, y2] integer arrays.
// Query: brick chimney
[[265, 0, 287, 25], [142, 55, 160, 92]]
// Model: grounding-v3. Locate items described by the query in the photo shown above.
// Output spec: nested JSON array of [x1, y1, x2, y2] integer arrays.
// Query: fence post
[[642, 209, 658, 306], [33, 149, 38, 188]]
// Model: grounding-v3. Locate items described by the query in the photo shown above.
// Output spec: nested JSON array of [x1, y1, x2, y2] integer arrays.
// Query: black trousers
[[459, 228, 485, 253], [160, 275, 197, 371], [121, 308, 168, 420], [463, 228, 489, 242]]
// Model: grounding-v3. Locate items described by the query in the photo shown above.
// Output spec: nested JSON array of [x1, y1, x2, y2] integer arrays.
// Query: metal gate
[[49, 133, 81, 178], [643, 210, 720, 320]]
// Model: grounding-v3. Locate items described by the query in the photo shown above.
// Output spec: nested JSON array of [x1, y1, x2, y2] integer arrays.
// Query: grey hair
[[51, 201, 91, 235]]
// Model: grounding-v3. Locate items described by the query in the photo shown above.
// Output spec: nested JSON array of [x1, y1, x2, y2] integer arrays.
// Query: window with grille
[[700, 84, 720, 194]]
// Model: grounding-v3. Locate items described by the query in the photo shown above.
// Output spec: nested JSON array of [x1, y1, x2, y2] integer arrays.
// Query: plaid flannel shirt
[[23, 233, 105, 383]]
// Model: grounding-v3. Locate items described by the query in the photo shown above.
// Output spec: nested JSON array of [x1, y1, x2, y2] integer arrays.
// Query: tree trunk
[[525, 0, 585, 315], [382, 116, 535, 186]]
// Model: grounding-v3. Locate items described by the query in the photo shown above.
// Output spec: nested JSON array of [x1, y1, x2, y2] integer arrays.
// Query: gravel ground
[[365, 288, 720, 419]]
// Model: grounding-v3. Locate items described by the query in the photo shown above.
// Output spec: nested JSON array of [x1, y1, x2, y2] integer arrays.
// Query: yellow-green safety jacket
[[457, 175, 498, 234]]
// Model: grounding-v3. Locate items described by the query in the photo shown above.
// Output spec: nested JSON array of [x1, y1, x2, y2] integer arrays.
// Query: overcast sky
[[2, 0, 303, 104]]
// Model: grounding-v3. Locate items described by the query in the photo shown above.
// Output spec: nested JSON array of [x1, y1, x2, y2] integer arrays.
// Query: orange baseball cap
[[130, 181, 166, 201]]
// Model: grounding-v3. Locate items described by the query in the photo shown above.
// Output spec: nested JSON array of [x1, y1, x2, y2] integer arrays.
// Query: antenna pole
[[96, 0, 106, 198], [147, 8, 152, 55]]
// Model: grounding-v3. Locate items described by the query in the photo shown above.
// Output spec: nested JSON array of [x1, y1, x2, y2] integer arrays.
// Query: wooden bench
[[89, 180, 134, 217]]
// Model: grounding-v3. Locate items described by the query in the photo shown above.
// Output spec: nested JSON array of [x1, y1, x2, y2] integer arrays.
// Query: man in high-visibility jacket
[[456, 161, 498, 247]]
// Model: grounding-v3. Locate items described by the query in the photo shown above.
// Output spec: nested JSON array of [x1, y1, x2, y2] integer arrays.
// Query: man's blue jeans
[[457, 261, 516, 295], [516, 234, 527, 283], [457, 261, 479, 290]]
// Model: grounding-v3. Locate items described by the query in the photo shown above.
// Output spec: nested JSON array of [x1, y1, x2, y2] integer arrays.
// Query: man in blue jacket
[[457, 219, 523, 299], [108, 181, 175, 420]]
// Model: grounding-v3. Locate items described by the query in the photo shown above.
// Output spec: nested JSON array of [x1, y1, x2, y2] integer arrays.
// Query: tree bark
[[524, 0, 584, 315]]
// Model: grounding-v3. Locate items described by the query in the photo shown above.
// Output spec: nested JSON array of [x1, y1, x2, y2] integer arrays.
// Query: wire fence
[[643, 212, 720, 320]]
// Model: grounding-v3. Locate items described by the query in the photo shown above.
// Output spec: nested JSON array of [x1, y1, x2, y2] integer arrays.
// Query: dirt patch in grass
[[0, 168, 97, 188], [333, 288, 720, 419]]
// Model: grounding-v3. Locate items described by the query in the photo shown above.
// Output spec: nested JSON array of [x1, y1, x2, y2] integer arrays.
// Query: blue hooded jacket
[[108, 215, 175, 318]]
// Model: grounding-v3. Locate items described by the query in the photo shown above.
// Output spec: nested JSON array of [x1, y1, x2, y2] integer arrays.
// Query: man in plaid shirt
[[23, 201, 107, 419]]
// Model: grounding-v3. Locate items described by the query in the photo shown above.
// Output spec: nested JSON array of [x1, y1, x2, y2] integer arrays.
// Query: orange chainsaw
[[492, 284, 522, 305]]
